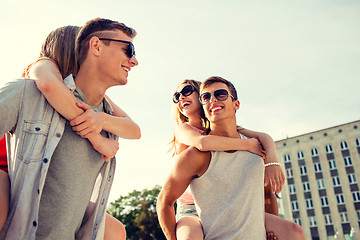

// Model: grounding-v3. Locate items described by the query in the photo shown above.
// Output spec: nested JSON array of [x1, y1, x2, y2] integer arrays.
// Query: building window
[[332, 177, 341, 187], [286, 169, 293, 178], [325, 144, 333, 153], [289, 184, 296, 194], [324, 214, 332, 225], [294, 218, 301, 226], [340, 212, 349, 223], [317, 179, 325, 189], [321, 196, 329, 206], [356, 137, 360, 147], [306, 199, 313, 209], [291, 201, 299, 211], [348, 174, 357, 184], [284, 154, 291, 162], [303, 182, 311, 192], [309, 216, 317, 226], [340, 141, 348, 150], [314, 163, 322, 173], [336, 194, 345, 204], [300, 166, 307, 176], [311, 148, 318, 156], [352, 192, 360, 202], [297, 151, 304, 160], [329, 160, 337, 170], [357, 211, 360, 221], [344, 157, 353, 166]]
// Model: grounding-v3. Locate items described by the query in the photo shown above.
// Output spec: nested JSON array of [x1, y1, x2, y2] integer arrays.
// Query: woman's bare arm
[[175, 123, 264, 156]]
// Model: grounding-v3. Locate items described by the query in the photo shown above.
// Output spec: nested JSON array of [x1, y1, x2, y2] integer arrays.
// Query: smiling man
[[157, 76, 266, 239], [0, 18, 138, 240]]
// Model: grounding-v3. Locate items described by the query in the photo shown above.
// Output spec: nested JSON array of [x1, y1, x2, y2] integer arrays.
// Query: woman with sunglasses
[[171, 80, 304, 240], [0, 25, 139, 239]]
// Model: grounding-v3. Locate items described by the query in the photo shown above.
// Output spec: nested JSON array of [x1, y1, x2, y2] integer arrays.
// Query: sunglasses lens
[[200, 92, 211, 104], [181, 85, 194, 97], [173, 93, 181, 103], [214, 89, 229, 101], [126, 43, 135, 58]]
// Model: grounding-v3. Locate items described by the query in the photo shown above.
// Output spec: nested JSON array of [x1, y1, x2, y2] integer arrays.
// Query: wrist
[[264, 162, 281, 167]]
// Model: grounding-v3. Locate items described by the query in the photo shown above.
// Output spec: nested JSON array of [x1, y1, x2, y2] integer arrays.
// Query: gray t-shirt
[[36, 87, 107, 239]]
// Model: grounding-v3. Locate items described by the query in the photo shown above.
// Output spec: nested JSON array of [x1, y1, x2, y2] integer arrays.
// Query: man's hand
[[90, 134, 119, 162], [266, 231, 278, 240], [70, 102, 105, 138], [247, 138, 266, 158]]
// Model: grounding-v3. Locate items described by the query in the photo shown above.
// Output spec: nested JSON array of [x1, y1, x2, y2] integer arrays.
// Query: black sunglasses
[[98, 38, 136, 58], [199, 89, 235, 105], [172, 85, 195, 103]]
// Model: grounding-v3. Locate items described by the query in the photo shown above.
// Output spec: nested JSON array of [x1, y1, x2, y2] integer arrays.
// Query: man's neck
[[74, 66, 107, 106], [209, 118, 239, 138]]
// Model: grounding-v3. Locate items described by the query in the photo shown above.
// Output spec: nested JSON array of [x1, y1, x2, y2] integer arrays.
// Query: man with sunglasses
[[157, 76, 266, 239], [0, 18, 138, 240]]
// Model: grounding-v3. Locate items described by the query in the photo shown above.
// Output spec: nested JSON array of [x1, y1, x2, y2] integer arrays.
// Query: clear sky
[[0, 0, 359, 204]]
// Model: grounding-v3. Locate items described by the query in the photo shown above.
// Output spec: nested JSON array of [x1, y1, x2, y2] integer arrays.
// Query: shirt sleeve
[[0, 79, 25, 136]]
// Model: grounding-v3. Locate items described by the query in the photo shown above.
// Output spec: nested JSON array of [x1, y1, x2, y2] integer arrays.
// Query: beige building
[[276, 120, 360, 240]]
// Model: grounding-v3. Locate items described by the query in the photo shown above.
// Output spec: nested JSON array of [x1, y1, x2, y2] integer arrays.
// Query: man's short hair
[[201, 76, 238, 101], [76, 18, 137, 67]]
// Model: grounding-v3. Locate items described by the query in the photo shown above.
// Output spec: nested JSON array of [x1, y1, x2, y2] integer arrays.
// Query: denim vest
[[0, 75, 117, 240]]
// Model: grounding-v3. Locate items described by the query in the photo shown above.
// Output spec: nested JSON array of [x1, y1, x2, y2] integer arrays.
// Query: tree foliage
[[107, 185, 166, 240]]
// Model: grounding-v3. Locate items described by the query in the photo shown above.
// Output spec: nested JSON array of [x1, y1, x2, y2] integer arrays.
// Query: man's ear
[[88, 36, 101, 57], [233, 99, 240, 111]]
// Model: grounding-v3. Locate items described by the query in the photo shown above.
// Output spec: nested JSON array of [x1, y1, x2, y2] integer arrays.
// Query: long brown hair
[[40, 25, 80, 78], [169, 79, 209, 154]]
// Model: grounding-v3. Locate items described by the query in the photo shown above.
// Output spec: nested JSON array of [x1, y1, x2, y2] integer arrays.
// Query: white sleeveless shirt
[[190, 137, 265, 239]]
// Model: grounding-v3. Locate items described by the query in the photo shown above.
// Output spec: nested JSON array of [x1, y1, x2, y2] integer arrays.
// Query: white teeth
[[211, 106, 222, 112], [122, 67, 129, 72]]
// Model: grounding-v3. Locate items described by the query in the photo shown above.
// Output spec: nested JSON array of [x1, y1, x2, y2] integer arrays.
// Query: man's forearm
[[157, 200, 177, 239]]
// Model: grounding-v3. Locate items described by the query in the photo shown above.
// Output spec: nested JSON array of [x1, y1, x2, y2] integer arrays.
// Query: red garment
[[0, 135, 7, 172]]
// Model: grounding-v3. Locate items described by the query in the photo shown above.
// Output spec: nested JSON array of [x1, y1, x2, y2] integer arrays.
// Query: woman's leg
[[104, 213, 126, 240], [176, 203, 203, 240], [176, 216, 203, 240], [265, 212, 305, 240], [0, 170, 9, 230]]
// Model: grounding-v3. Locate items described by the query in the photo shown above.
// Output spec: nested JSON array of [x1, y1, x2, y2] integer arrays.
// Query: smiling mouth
[[122, 67, 130, 72], [210, 106, 223, 113]]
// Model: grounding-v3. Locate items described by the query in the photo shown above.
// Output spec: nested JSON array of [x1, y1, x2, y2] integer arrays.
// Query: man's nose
[[130, 55, 139, 66]]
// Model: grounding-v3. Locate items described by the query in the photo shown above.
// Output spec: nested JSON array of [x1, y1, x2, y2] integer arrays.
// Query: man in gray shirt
[[0, 18, 138, 240], [157, 76, 266, 239]]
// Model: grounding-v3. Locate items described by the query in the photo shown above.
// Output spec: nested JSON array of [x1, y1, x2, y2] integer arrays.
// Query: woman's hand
[[264, 165, 285, 195]]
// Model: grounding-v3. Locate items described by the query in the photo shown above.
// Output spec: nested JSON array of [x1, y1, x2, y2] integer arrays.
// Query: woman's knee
[[104, 214, 126, 240], [289, 222, 305, 240]]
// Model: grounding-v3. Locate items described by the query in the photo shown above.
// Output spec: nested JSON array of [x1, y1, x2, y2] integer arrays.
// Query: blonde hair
[[169, 79, 209, 154]]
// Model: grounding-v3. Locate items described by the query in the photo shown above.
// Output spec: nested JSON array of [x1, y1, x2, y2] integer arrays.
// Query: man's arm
[[157, 147, 210, 239], [239, 128, 285, 193]]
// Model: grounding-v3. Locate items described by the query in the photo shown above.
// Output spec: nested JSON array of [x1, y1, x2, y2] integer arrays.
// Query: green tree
[[107, 185, 166, 240]]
